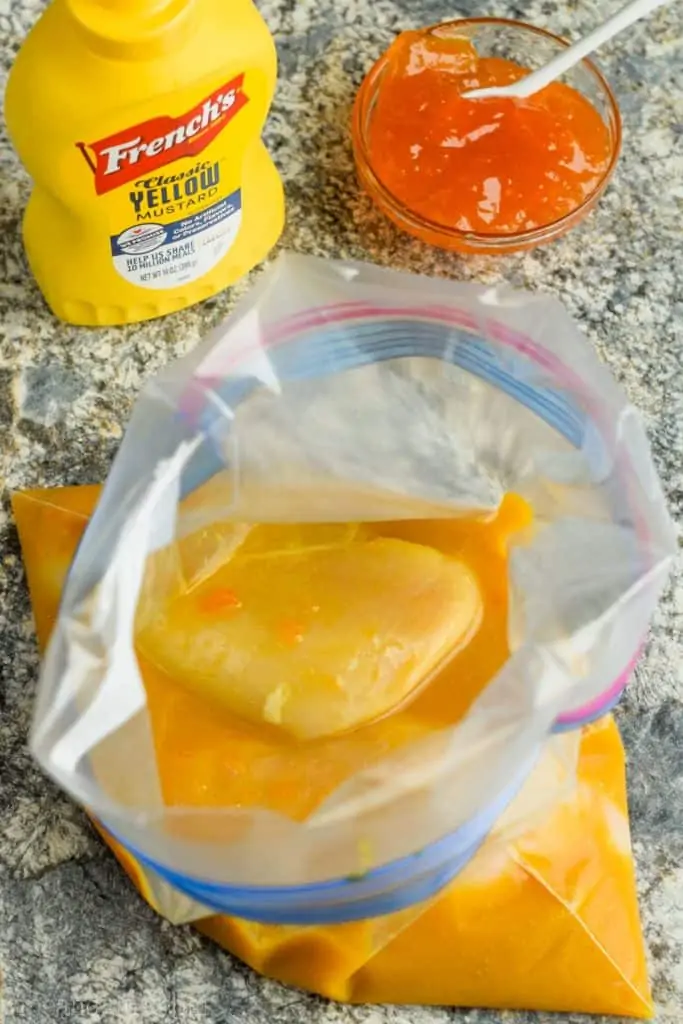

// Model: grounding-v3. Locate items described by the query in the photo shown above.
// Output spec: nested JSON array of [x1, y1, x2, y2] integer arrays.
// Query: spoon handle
[[513, 0, 670, 97], [466, 0, 671, 100]]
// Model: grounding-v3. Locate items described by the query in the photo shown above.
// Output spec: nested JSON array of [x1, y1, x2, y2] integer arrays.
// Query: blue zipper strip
[[105, 748, 537, 925], [190, 320, 586, 451]]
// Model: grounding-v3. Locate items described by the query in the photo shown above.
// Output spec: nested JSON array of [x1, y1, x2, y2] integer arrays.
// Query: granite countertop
[[0, 0, 682, 1022]]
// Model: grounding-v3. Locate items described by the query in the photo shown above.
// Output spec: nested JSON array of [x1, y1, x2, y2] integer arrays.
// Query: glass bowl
[[352, 18, 622, 255]]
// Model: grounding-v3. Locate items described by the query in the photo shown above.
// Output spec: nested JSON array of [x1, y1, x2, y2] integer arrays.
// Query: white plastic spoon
[[462, 0, 671, 100]]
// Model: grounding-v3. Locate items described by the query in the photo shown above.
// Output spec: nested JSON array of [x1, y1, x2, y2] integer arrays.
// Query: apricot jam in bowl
[[352, 18, 621, 255]]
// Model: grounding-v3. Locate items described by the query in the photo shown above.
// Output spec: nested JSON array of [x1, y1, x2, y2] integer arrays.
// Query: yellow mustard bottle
[[5, 0, 284, 326]]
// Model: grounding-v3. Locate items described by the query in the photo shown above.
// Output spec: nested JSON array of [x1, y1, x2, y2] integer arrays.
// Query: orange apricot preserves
[[361, 31, 614, 239]]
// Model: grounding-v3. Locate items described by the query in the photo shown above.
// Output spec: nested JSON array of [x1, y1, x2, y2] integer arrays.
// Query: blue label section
[[111, 190, 242, 256]]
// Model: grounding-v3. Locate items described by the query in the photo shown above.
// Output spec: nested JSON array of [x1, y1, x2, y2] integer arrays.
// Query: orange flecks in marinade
[[276, 618, 307, 647], [368, 33, 612, 235], [199, 587, 243, 614]]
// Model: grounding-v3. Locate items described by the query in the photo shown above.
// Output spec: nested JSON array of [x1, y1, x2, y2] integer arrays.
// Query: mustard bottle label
[[77, 75, 248, 291]]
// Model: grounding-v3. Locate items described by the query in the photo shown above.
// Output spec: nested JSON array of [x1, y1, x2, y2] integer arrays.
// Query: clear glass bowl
[[352, 18, 622, 255]]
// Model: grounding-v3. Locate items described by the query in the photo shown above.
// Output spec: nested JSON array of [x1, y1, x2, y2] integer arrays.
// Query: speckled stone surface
[[0, 0, 682, 1022]]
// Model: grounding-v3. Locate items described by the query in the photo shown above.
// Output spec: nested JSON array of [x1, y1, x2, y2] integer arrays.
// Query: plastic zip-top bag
[[14, 487, 656, 1017], [27, 253, 674, 930]]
